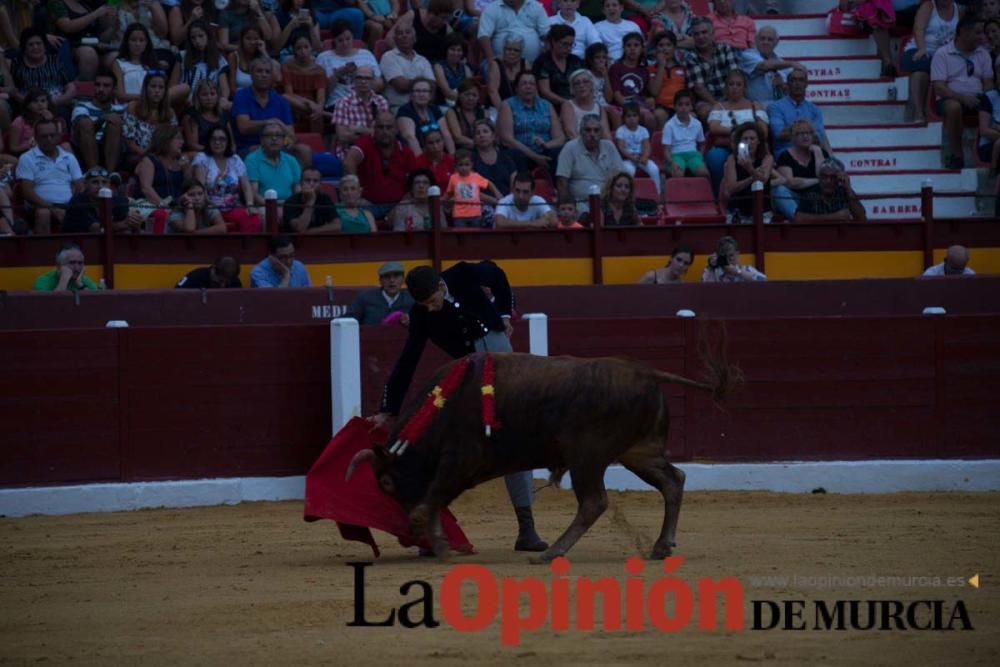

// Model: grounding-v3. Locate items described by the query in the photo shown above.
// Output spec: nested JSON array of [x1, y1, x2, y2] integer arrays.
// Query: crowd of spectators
[[0, 0, 994, 242]]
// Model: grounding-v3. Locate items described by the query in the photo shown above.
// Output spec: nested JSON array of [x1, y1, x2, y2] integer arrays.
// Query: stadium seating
[[663, 177, 723, 223]]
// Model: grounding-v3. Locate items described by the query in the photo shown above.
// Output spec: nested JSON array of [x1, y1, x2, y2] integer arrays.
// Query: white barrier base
[[1, 461, 997, 518]]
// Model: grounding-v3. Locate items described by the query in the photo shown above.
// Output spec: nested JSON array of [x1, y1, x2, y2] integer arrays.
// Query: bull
[[347, 351, 735, 562]]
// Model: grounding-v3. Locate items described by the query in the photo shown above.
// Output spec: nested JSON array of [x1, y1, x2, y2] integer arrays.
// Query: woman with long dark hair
[[722, 122, 773, 224], [170, 20, 231, 106], [445, 79, 488, 150], [123, 72, 177, 165]]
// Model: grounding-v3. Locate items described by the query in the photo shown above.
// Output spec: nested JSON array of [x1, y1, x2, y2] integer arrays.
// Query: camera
[[716, 254, 729, 269]]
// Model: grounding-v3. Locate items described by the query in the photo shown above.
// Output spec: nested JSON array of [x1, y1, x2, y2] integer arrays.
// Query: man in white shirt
[[549, 0, 601, 59], [495, 171, 556, 228], [922, 245, 976, 276], [15, 118, 83, 234], [380, 22, 434, 110], [478, 0, 550, 65]]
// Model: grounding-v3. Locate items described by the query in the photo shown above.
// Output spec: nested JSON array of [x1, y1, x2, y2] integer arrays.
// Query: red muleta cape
[[303, 417, 474, 557]]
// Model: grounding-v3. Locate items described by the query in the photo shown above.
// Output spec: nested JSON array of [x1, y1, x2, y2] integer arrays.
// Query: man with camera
[[701, 234, 767, 282]]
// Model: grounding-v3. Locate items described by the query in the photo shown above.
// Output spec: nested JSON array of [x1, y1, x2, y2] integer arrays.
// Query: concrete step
[[862, 194, 979, 220], [806, 78, 908, 103], [820, 103, 908, 124], [756, 14, 829, 38], [851, 170, 977, 195], [837, 147, 944, 172], [777, 37, 876, 58], [798, 57, 883, 82], [827, 122, 941, 149]]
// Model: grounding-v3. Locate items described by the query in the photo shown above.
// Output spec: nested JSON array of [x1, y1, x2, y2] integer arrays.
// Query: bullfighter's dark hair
[[405, 266, 442, 302]]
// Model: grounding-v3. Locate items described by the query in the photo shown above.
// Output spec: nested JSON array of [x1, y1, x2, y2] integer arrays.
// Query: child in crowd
[[661, 89, 708, 178], [9, 89, 68, 155], [594, 0, 642, 62], [648, 30, 686, 128], [610, 31, 657, 130], [583, 42, 614, 110], [113, 23, 160, 103], [555, 197, 585, 229], [445, 149, 501, 228], [171, 20, 232, 107], [614, 102, 660, 195], [182, 79, 231, 154], [167, 178, 227, 234]]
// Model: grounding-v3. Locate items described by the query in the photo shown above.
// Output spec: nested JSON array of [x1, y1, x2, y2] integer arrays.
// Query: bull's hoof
[[530, 549, 564, 565], [649, 543, 674, 560]]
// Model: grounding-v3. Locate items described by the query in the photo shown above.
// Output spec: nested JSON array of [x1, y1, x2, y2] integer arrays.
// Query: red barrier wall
[[2, 315, 997, 488]]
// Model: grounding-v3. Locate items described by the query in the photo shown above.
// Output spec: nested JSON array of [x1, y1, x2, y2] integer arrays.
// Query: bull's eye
[[379, 474, 395, 494]]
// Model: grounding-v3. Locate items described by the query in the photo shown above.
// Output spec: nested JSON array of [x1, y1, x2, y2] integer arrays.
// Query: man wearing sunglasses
[[62, 167, 142, 234], [931, 16, 993, 170]]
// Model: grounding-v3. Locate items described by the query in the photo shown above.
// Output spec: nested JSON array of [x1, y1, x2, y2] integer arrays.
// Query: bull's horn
[[345, 449, 376, 481]]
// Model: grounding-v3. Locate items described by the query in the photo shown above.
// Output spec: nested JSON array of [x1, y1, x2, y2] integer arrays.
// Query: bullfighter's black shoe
[[513, 506, 549, 552]]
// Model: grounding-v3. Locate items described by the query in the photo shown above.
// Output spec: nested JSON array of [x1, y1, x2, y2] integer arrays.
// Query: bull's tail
[[654, 321, 742, 404]]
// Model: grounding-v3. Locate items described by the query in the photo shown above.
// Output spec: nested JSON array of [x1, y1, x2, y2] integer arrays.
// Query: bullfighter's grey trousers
[[474, 329, 534, 508]]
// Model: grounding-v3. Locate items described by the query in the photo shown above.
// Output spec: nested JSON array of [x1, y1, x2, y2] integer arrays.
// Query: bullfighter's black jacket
[[380, 261, 514, 415]]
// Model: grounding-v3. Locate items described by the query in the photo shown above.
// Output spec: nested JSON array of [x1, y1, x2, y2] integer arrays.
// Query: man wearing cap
[[370, 261, 549, 554], [346, 261, 415, 326], [61, 167, 141, 234]]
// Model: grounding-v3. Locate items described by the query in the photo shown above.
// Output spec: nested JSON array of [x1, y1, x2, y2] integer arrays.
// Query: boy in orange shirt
[[445, 149, 502, 228], [555, 197, 585, 229], [649, 31, 687, 128]]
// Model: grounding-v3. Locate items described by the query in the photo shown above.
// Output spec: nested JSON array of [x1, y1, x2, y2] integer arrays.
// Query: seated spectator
[[168, 5, 220, 51], [978, 89, 1000, 168], [556, 114, 623, 211], [684, 16, 741, 119], [62, 167, 141, 234], [768, 69, 832, 156], [347, 260, 416, 325], [175, 256, 243, 289], [740, 26, 806, 104], [218, 0, 274, 53], [639, 246, 694, 284], [317, 19, 383, 110], [269, 0, 322, 59], [433, 33, 474, 106], [706, 69, 769, 195], [661, 88, 709, 178], [399, 0, 454, 64], [72, 68, 126, 173], [495, 171, 555, 228], [922, 244, 976, 275], [987, 18, 1000, 72], [343, 110, 418, 219], [472, 119, 518, 195], [359, 0, 401, 49], [648, 31, 687, 127], [114, 23, 188, 105], [192, 126, 261, 232], [722, 122, 773, 224], [282, 36, 328, 132], [397, 78, 457, 156], [838, 0, 898, 78], [614, 102, 660, 196], [549, 0, 601, 60], [597, 170, 639, 226], [902, 0, 961, 123], [554, 196, 585, 228], [8, 28, 76, 109], [15, 118, 83, 233], [652, 0, 696, 51], [250, 234, 312, 287], [171, 20, 232, 106], [534, 25, 584, 111], [702, 234, 766, 282], [446, 80, 489, 149], [108, 1, 175, 71], [414, 128, 456, 191], [182, 80, 231, 154], [166, 178, 228, 233], [229, 25, 282, 94], [312, 0, 365, 37], [498, 71, 566, 172], [445, 148, 502, 227], [609, 31, 657, 129], [583, 42, 613, 111], [331, 65, 389, 159], [334, 174, 378, 233], [231, 58, 296, 155], [135, 124, 188, 227], [478, 0, 550, 66], [0, 168, 13, 235], [981, 0, 1000, 20], [283, 166, 339, 232], [771, 119, 828, 221], [710, 0, 756, 51], [595, 0, 642, 62], [124, 72, 178, 168], [245, 120, 303, 207], [380, 22, 434, 111], [389, 167, 436, 230], [561, 68, 611, 140], [9, 88, 69, 156], [794, 157, 867, 222], [487, 34, 528, 109], [47, 0, 110, 81], [931, 16, 993, 169], [34, 243, 98, 292]]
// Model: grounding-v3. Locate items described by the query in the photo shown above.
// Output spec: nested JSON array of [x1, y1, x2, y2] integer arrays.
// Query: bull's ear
[[378, 474, 396, 495]]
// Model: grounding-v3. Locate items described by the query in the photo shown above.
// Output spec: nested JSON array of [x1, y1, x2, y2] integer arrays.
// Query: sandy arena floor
[[1, 482, 998, 665]]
